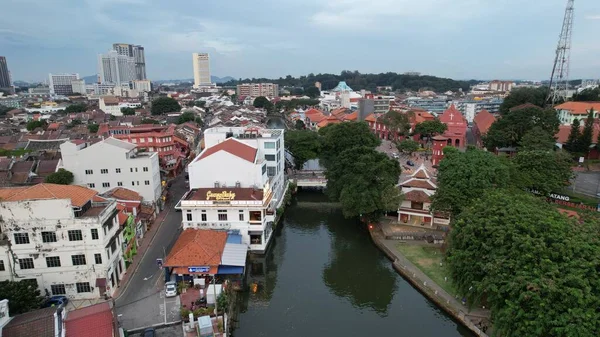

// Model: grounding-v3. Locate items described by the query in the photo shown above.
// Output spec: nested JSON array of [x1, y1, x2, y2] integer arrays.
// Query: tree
[[448, 189, 600, 337], [151, 97, 181, 115], [194, 117, 204, 127], [519, 126, 556, 151], [0, 280, 44, 315], [87, 124, 99, 133], [396, 139, 420, 155], [67, 119, 82, 128], [579, 108, 595, 154], [511, 150, 573, 195], [319, 122, 380, 167], [177, 111, 196, 124], [141, 118, 160, 124], [498, 87, 548, 114], [121, 107, 136, 115], [26, 120, 45, 131], [64, 103, 87, 113], [284, 130, 321, 170], [294, 119, 305, 130], [380, 110, 413, 137], [0, 104, 11, 116], [412, 119, 447, 143], [572, 87, 600, 101], [431, 149, 511, 216], [483, 106, 560, 151], [252, 96, 271, 109], [305, 86, 321, 99], [326, 146, 400, 219], [45, 169, 74, 185], [565, 118, 582, 153]]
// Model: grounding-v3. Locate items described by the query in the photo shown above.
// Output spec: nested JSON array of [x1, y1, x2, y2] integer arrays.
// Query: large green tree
[[412, 119, 447, 144], [65, 103, 87, 113], [121, 107, 136, 115], [483, 106, 560, 151], [284, 130, 321, 170], [379, 110, 413, 137], [431, 149, 511, 216], [511, 150, 573, 195], [326, 146, 400, 219], [26, 120, 45, 131], [519, 126, 556, 151], [87, 124, 99, 133], [151, 97, 181, 115], [572, 87, 600, 101], [45, 169, 74, 185], [396, 139, 420, 155], [177, 111, 197, 124], [0, 104, 11, 115], [564, 118, 582, 153], [252, 96, 271, 109], [498, 87, 548, 114], [304, 86, 321, 99], [318, 122, 380, 166], [579, 108, 595, 154], [448, 190, 600, 337], [0, 280, 44, 315]]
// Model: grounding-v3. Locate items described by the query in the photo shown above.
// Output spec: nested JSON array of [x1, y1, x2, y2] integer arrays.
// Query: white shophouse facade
[[180, 127, 288, 253], [0, 184, 125, 299], [60, 137, 162, 203]]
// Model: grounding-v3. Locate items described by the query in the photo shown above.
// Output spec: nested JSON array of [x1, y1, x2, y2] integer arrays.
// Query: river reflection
[[235, 192, 473, 337]]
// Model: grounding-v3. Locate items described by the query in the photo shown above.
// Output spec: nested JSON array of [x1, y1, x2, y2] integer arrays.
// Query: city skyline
[[1, 0, 600, 82]]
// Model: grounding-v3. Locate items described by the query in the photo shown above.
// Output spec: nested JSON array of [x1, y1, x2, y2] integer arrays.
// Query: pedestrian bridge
[[292, 171, 327, 188]]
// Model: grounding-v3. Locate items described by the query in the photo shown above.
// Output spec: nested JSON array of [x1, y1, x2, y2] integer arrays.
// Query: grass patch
[[396, 243, 457, 296]]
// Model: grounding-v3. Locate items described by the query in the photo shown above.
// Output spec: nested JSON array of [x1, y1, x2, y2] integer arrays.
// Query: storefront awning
[[221, 243, 247, 267], [217, 266, 244, 275]]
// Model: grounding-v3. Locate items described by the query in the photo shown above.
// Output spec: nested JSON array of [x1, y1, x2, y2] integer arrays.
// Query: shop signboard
[[188, 266, 210, 273]]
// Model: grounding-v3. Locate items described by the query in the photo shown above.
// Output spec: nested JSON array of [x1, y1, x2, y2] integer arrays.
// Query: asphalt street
[[116, 173, 187, 330], [571, 171, 600, 198]]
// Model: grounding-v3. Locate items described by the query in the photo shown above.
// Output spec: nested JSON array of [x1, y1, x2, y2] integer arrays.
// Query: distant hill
[[213, 76, 234, 83]]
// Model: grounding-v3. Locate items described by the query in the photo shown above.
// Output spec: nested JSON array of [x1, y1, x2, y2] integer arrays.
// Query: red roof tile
[[65, 302, 114, 337], [473, 109, 496, 135], [4, 307, 57, 337], [197, 138, 257, 163], [403, 190, 431, 203], [0, 183, 97, 207], [344, 111, 358, 121], [164, 229, 227, 269], [554, 102, 600, 115], [555, 122, 600, 144]]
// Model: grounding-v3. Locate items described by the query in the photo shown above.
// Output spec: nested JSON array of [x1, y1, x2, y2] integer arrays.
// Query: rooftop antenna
[[546, 0, 575, 107]]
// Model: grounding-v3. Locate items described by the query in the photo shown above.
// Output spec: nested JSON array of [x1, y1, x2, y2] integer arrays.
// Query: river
[[234, 192, 474, 337]]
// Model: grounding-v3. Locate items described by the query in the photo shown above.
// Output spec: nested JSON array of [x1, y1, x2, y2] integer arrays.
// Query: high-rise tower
[[547, 0, 575, 106], [113, 43, 146, 80], [192, 53, 211, 88]]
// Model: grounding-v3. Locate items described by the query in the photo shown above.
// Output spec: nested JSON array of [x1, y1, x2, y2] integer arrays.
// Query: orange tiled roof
[[344, 111, 358, 121], [473, 109, 496, 135], [365, 113, 378, 122], [104, 187, 142, 201], [164, 229, 227, 268], [403, 190, 431, 203], [306, 112, 326, 123], [197, 138, 257, 163], [402, 179, 436, 189], [304, 108, 324, 115], [0, 183, 97, 207], [554, 102, 600, 115], [317, 116, 342, 128]]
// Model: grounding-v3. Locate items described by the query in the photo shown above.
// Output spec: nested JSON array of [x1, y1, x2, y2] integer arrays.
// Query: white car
[[165, 281, 177, 298]]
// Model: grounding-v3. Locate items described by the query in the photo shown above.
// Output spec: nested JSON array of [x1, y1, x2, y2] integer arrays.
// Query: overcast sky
[[2, 0, 599, 82]]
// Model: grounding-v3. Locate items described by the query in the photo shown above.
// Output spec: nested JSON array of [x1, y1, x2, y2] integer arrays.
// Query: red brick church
[[438, 104, 467, 149]]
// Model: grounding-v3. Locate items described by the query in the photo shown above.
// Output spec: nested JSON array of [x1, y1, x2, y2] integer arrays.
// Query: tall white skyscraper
[[48, 73, 80, 95], [113, 43, 146, 80], [98, 50, 135, 86], [192, 53, 211, 88]]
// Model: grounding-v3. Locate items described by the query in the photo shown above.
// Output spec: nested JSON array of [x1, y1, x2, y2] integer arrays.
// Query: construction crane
[[546, 0, 575, 106]]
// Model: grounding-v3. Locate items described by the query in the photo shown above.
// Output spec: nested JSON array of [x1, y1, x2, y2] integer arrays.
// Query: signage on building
[[206, 191, 236, 201], [188, 266, 210, 273], [524, 188, 570, 202]]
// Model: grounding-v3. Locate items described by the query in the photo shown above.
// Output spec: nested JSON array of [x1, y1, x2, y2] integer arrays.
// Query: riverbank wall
[[369, 227, 490, 337]]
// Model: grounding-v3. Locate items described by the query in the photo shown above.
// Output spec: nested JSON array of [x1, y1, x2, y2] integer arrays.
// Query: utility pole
[[546, 0, 575, 106]]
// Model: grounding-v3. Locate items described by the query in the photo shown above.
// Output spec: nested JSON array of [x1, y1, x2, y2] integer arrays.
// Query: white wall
[[61, 141, 162, 202], [188, 151, 265, 189]]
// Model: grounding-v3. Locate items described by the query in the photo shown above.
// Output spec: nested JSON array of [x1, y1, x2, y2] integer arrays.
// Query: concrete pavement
[[115, 174, 188, 330], [571, 171, 600, 198]]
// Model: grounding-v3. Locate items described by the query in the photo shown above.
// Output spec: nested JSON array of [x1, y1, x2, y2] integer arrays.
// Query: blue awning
[[217, 266, 244, 275], [226, 234, 242, 244]]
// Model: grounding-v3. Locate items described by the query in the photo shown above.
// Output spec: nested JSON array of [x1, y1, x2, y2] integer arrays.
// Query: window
[[88, 183, 96, 188], [0, 260, 4, 271], [94, 253, 102, 264], [136, 181, 139, 185], [250, 234, 262, 245], [277, 152, 281, 162], [115, 168, 121, 173], [46, 256, 61, 268], [239, 211, 244, 221], [186, 212, 192, 221], [106, 249, 110, 259], [19, 258, 34, 269], [130, 168, 133, 173], [117, 182, 123, 187], [71, 254, 86, 266], [135, 168, 138, 172], [143, 167, 148, 172], [51, 284, 66, 295], [262, 165, 267, 175], [101, 169, 108, 174], [110, 240, 117, 253], [102, 182, 110, 188], [13, 233, 29, 245], [264, 142, 276, 149], [201, 213, 207, 222], [276, 139, 280, 150], [91, 228, 99, 240], [76, 282, 92, 293], [85, 169, 93, 175], [265, 154, 276, 161], [41, 231, 57, 243], [218, 210, 227, 221], [144, 180, 150, 185], [132, 181, 135, 186], [267, 166, 276, 177], [68, 230, 83, 241]]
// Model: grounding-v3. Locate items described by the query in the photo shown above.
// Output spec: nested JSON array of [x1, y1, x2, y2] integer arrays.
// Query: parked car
[[42, 295, 68, 308], [142, 328, 155, 337], [406, 160, 415, 166], [165, 281, 177, 298], [392, 153, 399, 159]]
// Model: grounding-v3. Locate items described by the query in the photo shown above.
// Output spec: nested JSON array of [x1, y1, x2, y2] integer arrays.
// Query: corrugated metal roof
[[221, 243, 247, 266]]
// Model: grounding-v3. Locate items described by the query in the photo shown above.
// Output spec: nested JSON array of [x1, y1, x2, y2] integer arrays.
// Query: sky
[[1, 0, 599, 82]]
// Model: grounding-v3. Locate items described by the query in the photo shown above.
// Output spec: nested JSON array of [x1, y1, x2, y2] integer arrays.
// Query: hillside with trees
[[223, 71, 478, 93]]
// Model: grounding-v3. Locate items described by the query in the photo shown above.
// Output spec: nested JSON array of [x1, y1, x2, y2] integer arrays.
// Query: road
[[571, 171, 600, 198], [115, 174, 187, 330]]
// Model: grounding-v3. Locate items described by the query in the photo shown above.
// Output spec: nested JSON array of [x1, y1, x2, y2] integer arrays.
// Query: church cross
[[449, 112, 454, 121]]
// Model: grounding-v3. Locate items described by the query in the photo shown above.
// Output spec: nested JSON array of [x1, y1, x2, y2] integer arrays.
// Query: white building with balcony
[[179, 127, 287, 253], [0, 184, 125, 299], [60, 137, 161, 203]]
